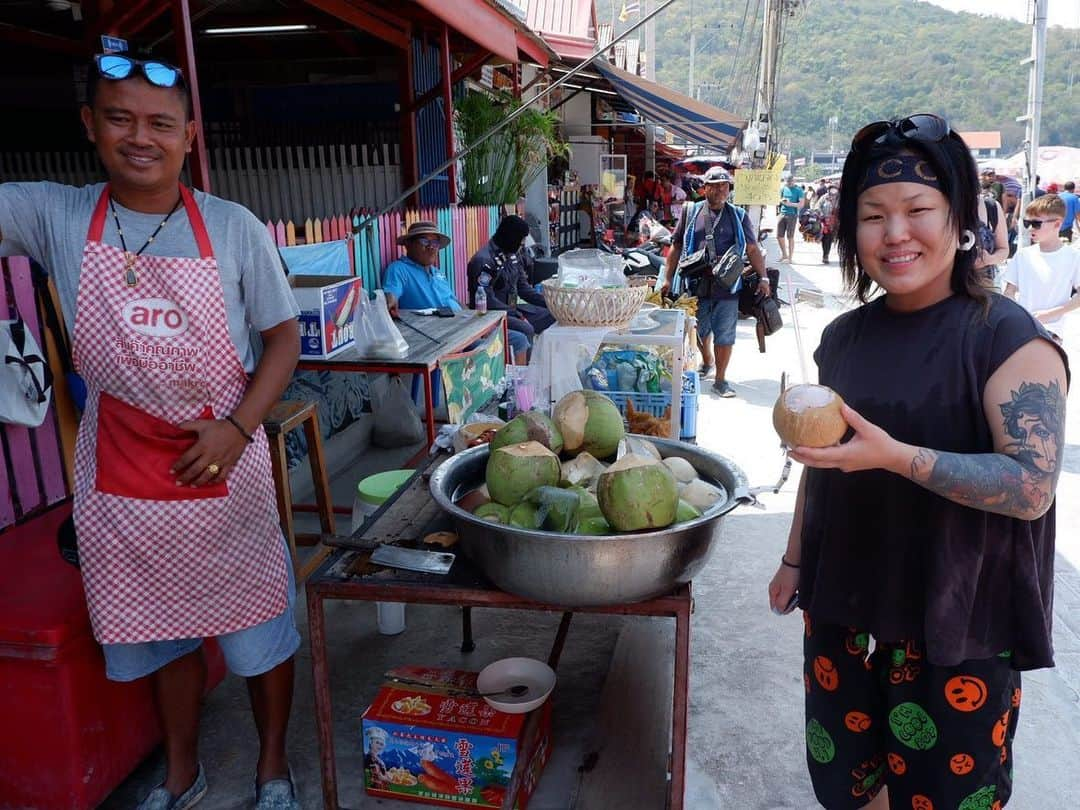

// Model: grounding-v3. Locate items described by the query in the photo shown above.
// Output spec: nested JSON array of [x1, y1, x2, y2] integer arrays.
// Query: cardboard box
[[290, 275, 362, 359], [361, 667, 552, 808]]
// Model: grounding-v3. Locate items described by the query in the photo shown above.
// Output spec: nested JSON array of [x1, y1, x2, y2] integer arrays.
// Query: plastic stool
[[263, 400, 335, 581]]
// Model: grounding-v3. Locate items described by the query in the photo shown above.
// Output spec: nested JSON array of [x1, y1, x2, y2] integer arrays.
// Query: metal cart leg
[[669, 598, 692, 810], [461, 606, 475, 652], [308, 589, 339, 810]]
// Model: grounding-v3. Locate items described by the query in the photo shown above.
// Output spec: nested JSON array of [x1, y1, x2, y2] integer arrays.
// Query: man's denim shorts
[[507, 329, 530, 355], [102, 541, 301, 683], [696, 297, 739, 346]]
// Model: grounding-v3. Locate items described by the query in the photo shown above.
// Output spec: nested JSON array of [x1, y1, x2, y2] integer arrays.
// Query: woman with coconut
[[767, 114, 1068, 809]]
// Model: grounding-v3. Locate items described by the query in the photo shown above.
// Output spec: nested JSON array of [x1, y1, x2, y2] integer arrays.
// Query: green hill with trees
[[595, 0, 1079, 158]]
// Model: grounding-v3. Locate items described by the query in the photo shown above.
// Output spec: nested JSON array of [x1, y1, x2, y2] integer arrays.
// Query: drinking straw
[[783, 267, 810, 384]]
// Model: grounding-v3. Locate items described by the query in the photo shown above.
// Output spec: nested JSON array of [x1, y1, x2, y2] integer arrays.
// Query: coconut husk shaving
[[625, 399, 672, 438]]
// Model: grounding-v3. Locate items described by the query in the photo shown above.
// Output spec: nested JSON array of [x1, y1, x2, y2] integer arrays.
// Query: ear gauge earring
[[958, 229, 976, 251]]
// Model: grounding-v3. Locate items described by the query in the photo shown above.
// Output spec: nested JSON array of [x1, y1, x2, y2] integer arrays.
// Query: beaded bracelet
[[780, 555, 801, 569], [225, 414, 255, 443]]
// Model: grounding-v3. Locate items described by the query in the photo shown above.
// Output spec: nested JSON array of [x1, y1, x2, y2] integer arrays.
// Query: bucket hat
[[396, 220, 451, 248]]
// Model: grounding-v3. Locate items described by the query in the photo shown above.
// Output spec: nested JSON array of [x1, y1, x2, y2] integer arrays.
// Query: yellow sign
[[734, 167, 785, 206]]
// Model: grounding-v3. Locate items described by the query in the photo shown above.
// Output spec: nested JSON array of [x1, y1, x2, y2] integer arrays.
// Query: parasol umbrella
[[673, 155, 735, 175]]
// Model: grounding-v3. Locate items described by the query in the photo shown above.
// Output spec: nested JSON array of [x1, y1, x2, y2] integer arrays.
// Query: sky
[[918, 0, 1080, 28]]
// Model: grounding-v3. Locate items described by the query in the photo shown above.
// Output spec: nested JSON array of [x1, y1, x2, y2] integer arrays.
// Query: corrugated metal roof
[[521, 0, 597, 60]]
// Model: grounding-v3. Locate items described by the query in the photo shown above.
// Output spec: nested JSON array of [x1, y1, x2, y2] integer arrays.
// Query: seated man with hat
[[383, 220, 530, 363]]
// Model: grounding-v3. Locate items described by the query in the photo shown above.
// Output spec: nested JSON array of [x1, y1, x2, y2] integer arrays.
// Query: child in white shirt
[[1001, 193, 1080, 340]]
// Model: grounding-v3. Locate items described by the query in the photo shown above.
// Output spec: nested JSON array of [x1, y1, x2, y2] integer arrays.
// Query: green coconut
[[576, 514, 612, 535], [473, 502, 510, 523], [675, 499, 703, 523], [486, 441, 561, 506], [508, 501, 543, 530], [553, 389, 626, 459], [597, 454, 679, 531], [491, 411, 564, 454]]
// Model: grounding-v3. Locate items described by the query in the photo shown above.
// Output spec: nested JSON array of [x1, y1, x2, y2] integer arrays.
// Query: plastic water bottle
[[475, 284, 488, 315]]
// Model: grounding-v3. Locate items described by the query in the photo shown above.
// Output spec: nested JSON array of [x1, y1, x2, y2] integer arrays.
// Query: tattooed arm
[[789, 339, 1067, 521]]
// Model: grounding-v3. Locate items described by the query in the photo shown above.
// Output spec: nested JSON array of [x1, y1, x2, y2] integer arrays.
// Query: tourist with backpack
[[974, 194, 1009, 286], [659, 167, 768, 398]]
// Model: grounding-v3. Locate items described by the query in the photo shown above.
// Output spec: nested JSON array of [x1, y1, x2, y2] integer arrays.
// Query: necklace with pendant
[[108, 196, 181, 287]]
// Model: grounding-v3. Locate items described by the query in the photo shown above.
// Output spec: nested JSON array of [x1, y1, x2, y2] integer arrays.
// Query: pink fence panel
[[275, 220, 287, 247], [1, 257, 69, 527]]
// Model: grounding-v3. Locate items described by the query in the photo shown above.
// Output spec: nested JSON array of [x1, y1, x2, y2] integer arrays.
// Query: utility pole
[[1018, 0, 1048, 247], [687, 0, 695, 96], [744, 0, 786, 231], [644, 0, 656, 173]]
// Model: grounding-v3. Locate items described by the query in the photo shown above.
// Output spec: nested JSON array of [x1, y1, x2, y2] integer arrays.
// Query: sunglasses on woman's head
[[851, 113, 951, 153], [94, 54, 185, 89]]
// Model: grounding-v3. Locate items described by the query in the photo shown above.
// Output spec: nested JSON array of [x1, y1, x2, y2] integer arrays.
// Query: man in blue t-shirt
[[382, 221, 460, 312], [382, 221, 530, 362], [777, 176, 805, 263], [1059, 181, 1079, 243]]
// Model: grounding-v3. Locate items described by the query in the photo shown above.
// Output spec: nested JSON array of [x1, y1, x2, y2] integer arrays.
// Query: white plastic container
[[351, 470, 414, 635]]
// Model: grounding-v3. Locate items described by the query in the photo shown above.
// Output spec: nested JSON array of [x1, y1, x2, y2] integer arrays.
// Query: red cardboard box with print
[[361, 668, 551, 808]]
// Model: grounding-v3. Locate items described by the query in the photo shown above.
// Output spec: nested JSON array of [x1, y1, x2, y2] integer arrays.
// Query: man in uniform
[[659, 167, 768, 398], [466, 215, 554, 360], [0, 53, 302, 809]]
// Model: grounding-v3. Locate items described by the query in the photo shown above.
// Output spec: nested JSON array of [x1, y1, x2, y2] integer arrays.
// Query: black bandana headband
[[858, 154, 942, 194]]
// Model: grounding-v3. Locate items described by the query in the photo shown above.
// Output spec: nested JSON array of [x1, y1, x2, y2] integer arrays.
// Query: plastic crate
[[602, 371, 699, 440]]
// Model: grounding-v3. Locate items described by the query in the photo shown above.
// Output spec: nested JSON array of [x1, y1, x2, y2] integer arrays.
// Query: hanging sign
[[734, 167, 786, 206]]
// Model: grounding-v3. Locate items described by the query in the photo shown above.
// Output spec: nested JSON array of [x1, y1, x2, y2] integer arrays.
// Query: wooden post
[[171, 0, 210, 191], [399, 29, 419, 208], [440, 23, 457, 204]]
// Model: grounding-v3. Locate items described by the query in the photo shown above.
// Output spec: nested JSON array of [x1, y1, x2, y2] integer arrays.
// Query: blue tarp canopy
[[594, 61, 746, 152]]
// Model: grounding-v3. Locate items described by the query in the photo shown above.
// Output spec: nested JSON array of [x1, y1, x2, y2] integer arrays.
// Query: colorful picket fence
[[0, 257, 70, 530], [266, 204, 503, 304]]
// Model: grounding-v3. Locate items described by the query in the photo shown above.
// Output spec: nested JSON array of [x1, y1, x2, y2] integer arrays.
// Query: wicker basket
[[541, 280, 648, 329]]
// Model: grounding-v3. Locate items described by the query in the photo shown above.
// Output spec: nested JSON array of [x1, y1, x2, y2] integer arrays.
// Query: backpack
[[977, 199, 999, 256]]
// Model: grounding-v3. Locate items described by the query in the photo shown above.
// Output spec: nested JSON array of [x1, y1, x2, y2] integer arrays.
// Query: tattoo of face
[[907, 379, 1064, 519], [999, 380, 1065, 476]]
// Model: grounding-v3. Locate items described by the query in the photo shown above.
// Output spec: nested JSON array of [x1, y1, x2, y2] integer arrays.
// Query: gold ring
[[206, 463, 220, 476]]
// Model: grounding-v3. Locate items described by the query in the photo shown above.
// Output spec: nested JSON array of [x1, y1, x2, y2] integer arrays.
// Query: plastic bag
[[371, 375, 426, 448], [0, 315, 52, 427], [556, 249, 627, 289], [354, 290, 408, 359]]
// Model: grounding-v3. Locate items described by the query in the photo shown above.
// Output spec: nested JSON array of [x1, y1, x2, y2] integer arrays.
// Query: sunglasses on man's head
[[413, 237, 441, 248], [851, 113, 951, 153], [95, 54, 185, 89]]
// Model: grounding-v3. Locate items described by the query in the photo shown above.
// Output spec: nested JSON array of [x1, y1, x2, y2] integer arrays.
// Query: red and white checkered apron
[[71, 184, 289, 644]]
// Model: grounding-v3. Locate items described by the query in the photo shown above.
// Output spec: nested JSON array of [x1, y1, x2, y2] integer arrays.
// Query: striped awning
[[595, 61, 746, 151]]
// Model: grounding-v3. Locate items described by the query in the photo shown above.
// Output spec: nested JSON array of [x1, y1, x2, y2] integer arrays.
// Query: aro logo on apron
[[121, 297, 189, 338]]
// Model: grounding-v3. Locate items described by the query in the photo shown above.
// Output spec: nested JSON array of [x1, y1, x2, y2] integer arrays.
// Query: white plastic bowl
[[476, 657, 556, 714]]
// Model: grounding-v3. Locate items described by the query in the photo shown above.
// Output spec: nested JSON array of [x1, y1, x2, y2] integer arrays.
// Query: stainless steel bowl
[[429, 437, 750, 606]]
